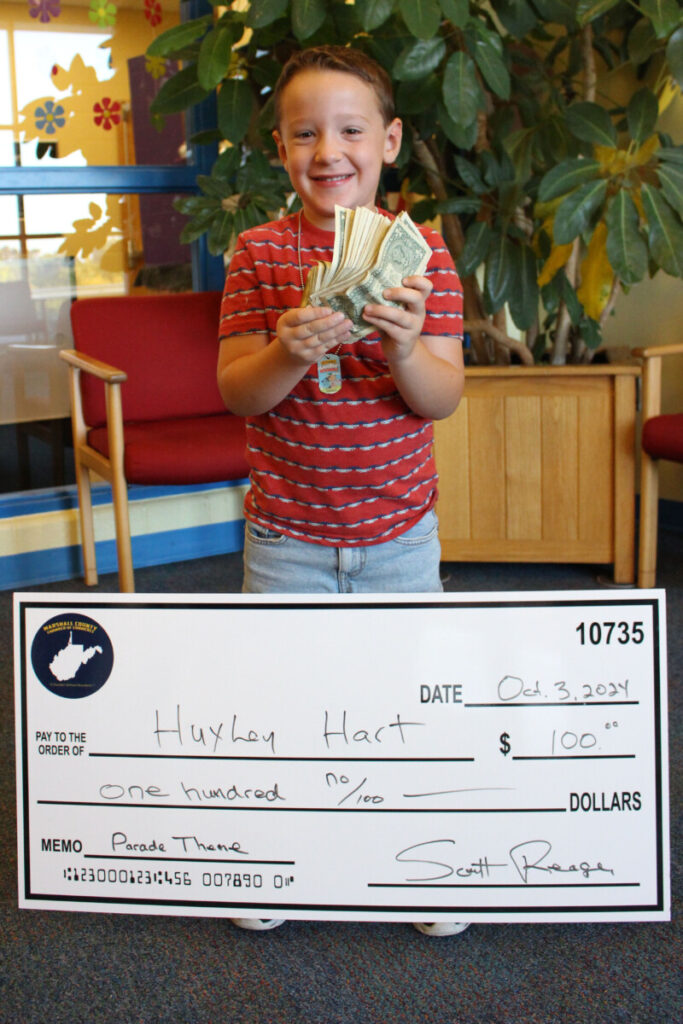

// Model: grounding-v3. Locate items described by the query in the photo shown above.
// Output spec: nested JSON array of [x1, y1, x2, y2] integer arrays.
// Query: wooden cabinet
[[434, 364, 640, 583]]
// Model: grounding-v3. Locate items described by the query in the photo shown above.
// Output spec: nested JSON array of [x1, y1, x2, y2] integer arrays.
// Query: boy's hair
[[273, 45, 395, 127]]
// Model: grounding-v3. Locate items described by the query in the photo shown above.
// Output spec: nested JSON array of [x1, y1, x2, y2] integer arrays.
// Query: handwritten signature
[[395, 838, 615, 883]]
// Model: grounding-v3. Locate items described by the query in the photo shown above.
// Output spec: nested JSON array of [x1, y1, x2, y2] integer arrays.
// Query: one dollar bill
[[302, 206, 431, 338]]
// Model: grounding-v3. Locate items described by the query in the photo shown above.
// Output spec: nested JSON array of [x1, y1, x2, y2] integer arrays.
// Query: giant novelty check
[[15, 592, 670, 923]]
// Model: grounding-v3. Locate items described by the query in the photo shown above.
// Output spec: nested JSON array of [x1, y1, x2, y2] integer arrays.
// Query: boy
[[218, 46, 466, 935]]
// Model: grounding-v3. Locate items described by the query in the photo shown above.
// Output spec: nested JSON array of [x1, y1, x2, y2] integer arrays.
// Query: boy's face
[[273, 70, 402, 231]]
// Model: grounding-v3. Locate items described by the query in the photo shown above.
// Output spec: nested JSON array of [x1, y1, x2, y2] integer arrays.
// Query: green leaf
[[627, 88, 659, 145], [605, 191, 648, 285], [566, 102, 617, 147], [174, 194, 219, 216], [666, 26, 683, 89], [435, 196, 483, 215], [436, 102, 479, 148], [531, 0, 577, 28], [508, 243, 539, 330], [394, 37, 446, 80], [256, 93, 277, 137], [180, 207, 222, 245], [454, 155, 487, 194], [658, 145, 683, 165], [396, 75, 441, 115], [150, 65, 209, 116], [410, 197, 438, 222], [357, 0, 395, 32], [250, 56, 283, 91], [213, 145, 242, 181], [439, 0, 469, 27], [640, 0, 681, 39], [641, 183, 683, 277], [498, 181, 524, 223], [246, 0, 289, 29], [217, 78, 253, 143], [541, 276, 562, 314], [656, 158, 683, 219], [189, 129, 221, 146], [538, 158, 602, 201], [576, 0, 620, 25], [493, 0, 538, 39], [442, 51, 481, 127], [457, 220, 491, 278], [146, 16, 212, 58], [208, 210, 236, 255], [592, 34, 620, 70], [504, 127, 535, 184], [485, 233, 516, 310], [291, 0, 327, 40], [535, 115, 573, 165], [466, 26, 511, 100], [479, 150, 510, 189], [197, 174, 232, 200], [197, 25, 237, 92], [559, 271, 583, 325], [331, 0, 364, 38], [628, 18, 658, 66], [579, 316, 602, 349], [553, 179, 608, 243], [397, 0, 441, 39]]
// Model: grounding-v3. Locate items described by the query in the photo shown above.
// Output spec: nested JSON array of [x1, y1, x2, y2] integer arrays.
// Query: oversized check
[[15, 592, 669, 923]]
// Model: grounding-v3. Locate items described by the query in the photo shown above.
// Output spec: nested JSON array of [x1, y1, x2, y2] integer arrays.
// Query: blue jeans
[[242, 509, 443, 594]]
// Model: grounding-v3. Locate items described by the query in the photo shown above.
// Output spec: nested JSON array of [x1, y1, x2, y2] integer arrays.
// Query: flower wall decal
[[34, 100, 66, 134], [144, 0, 163, 28], [93, 97, 121, 131], [145, 55, 169, 81], [28, 0, 61, 23], [88, 0, 116, 29]]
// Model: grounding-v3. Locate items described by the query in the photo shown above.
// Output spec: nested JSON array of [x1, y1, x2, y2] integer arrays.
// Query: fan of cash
[[301, 205, 431, 338]]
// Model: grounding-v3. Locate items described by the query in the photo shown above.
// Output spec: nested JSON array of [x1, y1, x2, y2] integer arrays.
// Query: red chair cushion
[[88, 414, 249, 485], [642, 414, 683, 463], [71, 292, 226, 428]]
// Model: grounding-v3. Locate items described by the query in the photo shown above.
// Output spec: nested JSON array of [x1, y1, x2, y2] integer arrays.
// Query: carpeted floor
[[1, 535, 681, 1024]]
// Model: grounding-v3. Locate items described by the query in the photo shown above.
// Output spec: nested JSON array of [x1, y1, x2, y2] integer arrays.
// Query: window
[[0, 2, 218, 494]]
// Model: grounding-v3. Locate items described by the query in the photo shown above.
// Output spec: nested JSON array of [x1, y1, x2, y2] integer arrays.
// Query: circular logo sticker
[[31, 613, 114, 699]]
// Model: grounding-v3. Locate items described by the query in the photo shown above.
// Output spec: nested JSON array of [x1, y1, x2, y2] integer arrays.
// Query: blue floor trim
[[1, 519, 245, 590]]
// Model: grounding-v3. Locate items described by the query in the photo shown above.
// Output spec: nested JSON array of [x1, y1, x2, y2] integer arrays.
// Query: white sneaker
[[413, 922, 470, 936], [230, 918, 285, 931]]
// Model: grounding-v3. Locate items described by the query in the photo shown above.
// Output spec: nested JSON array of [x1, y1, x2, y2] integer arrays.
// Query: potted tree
[[147, 0, 683, 581]]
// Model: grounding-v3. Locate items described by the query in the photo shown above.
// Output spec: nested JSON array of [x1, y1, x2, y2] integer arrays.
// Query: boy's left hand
[[362, 275, 432, 361]]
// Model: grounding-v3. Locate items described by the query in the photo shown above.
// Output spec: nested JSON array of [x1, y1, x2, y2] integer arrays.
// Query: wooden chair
[[60, 291, 248, 593], [632, 342, 683, 588]]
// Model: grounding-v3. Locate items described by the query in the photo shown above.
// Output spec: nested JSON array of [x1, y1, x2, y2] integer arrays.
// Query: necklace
[[297, 211, 342, 395]]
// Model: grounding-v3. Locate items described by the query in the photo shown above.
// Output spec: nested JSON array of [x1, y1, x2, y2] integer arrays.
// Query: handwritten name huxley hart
[[153, 706, 426, 755]]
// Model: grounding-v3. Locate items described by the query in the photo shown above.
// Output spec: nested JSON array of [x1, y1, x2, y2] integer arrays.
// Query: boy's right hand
[[277, 307, 352, 365]]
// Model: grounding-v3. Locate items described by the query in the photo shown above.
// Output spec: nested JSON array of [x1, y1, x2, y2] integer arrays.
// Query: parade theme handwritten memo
[[15, 592, 670, 923]]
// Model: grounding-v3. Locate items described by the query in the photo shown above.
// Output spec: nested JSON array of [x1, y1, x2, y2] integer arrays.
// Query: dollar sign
[[500, 731, 511, 756]]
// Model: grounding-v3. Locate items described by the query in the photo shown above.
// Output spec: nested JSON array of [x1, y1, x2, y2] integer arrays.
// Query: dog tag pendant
[[317, 353, 342, 394]]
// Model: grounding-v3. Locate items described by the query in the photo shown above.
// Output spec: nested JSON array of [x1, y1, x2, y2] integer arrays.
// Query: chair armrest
[[632, 343, 683, 360], [60, 349, 127, 468], [631, 343, 683, 422], [59, 348, 127, 383]]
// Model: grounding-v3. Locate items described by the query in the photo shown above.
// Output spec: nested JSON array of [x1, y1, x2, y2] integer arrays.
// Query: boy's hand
[[362, 275, 432, 361], [277, 306, 352, 365]]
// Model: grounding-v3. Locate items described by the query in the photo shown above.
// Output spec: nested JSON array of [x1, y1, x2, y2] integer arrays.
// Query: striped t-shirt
[[219, 210, 463, 547]]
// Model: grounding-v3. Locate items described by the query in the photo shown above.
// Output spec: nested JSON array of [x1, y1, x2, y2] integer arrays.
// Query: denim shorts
[[242, 508, 443, 594]]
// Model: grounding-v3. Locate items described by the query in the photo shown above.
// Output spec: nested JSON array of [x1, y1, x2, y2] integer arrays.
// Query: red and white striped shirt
[[219, 210, 463, 546]]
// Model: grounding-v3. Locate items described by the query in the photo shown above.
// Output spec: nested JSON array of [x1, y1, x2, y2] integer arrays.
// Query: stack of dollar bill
[[302, 205, 431, 338]]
